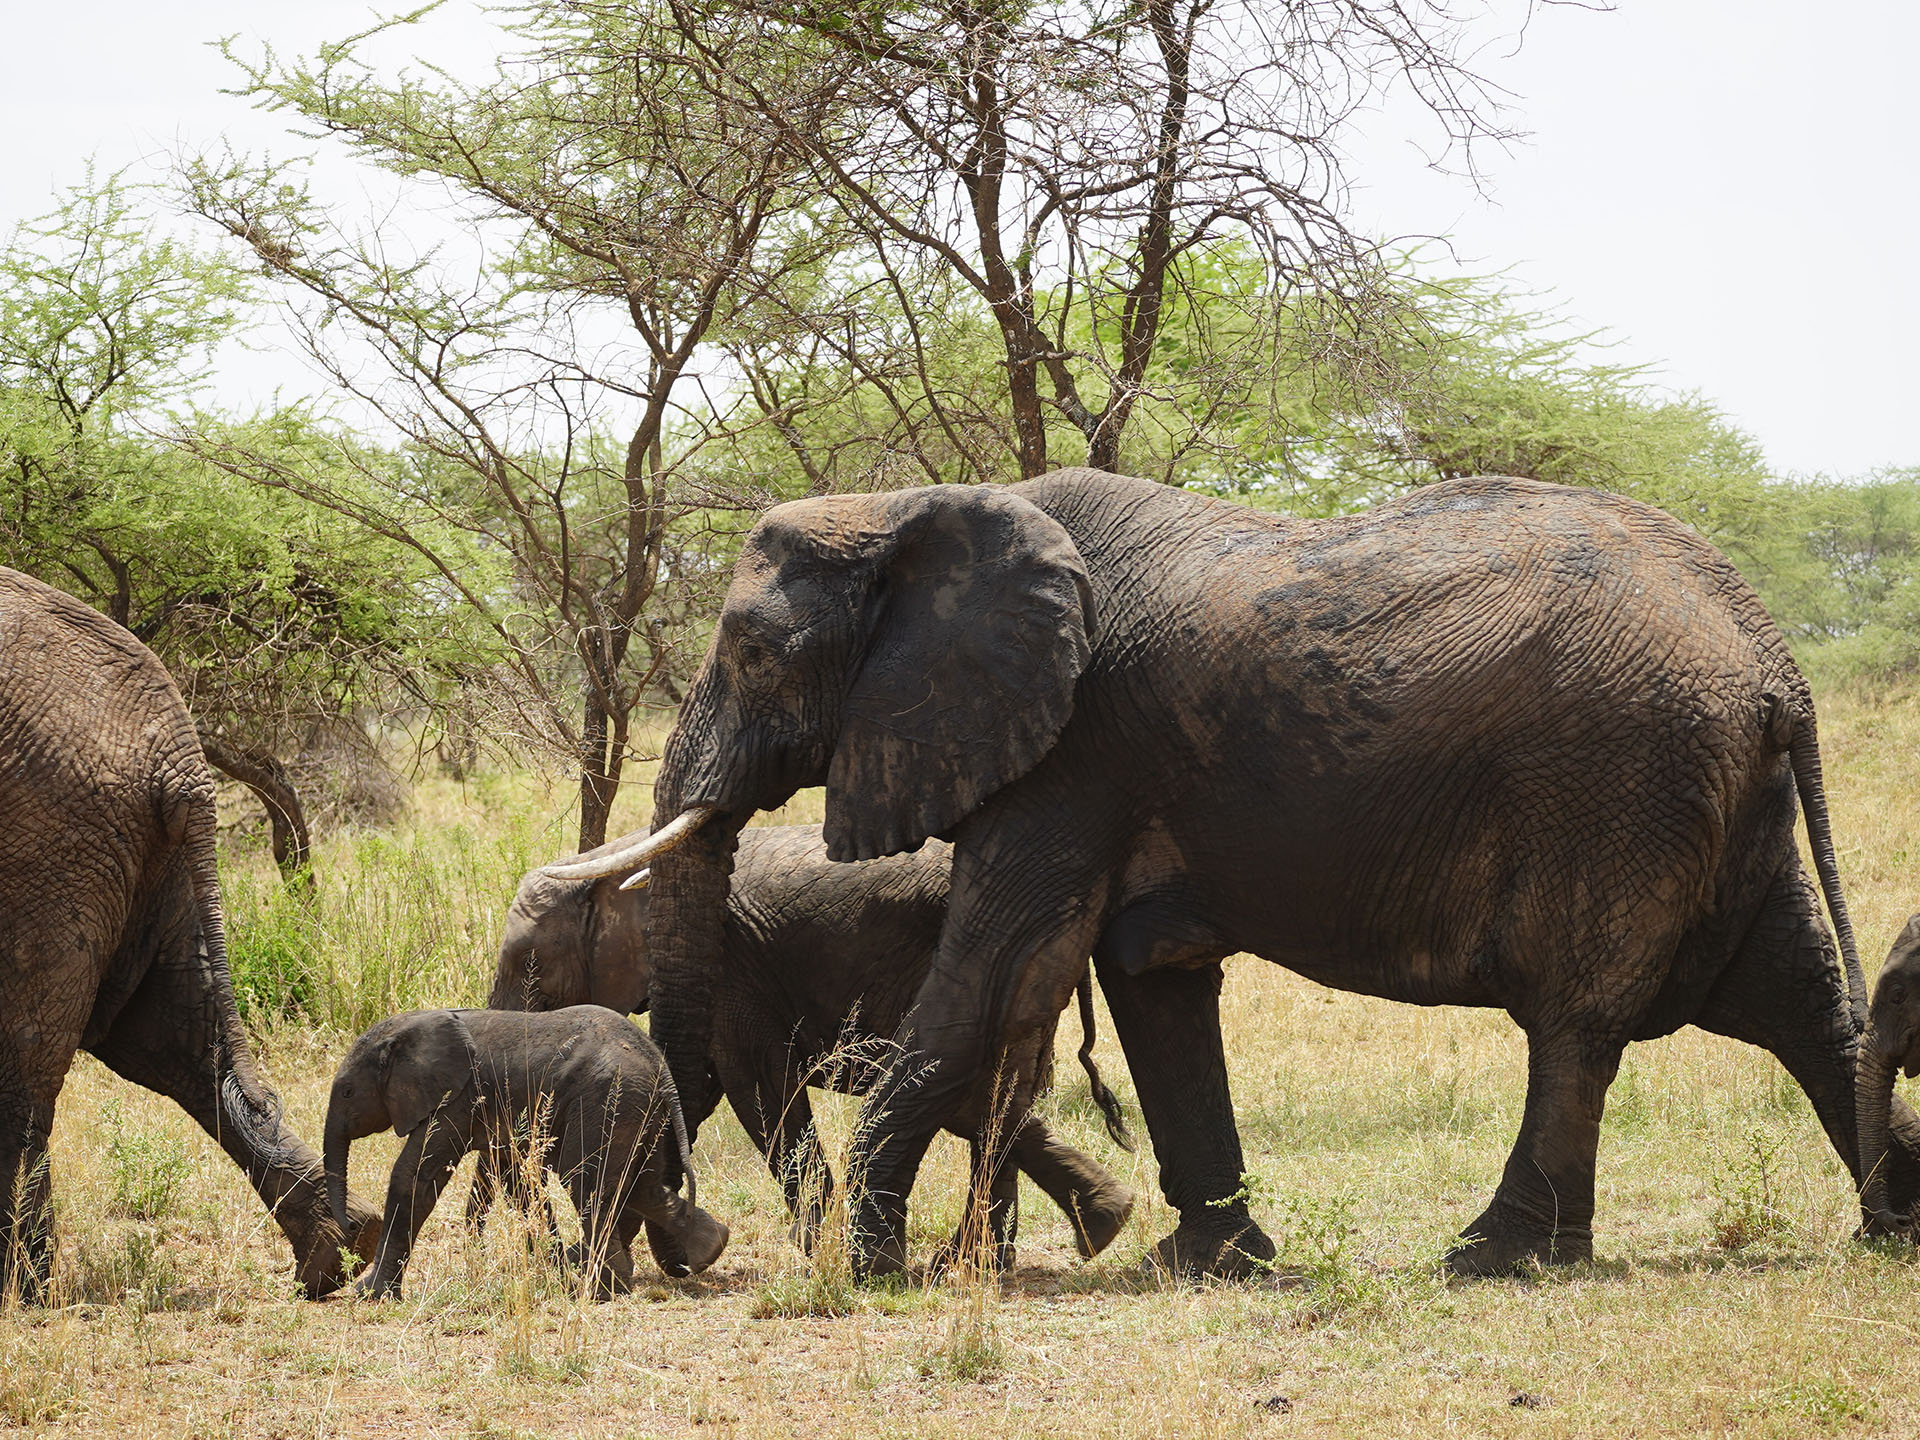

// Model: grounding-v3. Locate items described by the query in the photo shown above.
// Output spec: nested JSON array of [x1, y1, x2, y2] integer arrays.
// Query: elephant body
[[0, 565, 378, 1296], [324, 1006, 728, 1298], [492, 824, 1134, 1265], [641, 469, 1920, 1276]]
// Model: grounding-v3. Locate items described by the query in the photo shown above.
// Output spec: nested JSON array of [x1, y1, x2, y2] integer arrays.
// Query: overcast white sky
[[2, 1, 1915, 477]]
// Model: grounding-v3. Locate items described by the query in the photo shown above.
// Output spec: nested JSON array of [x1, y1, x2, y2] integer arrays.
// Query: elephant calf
[[325, 1006, 727, 1299], [493, 824, 1135, 1269]]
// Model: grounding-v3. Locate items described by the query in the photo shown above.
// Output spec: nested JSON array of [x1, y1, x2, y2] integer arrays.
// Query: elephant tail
[[1788, 707, 1864, 1022], [177, 774, 291, 1157], [1076, 972, 1136, 1152]]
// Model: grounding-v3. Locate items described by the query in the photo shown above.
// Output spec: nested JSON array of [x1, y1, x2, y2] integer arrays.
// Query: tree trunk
[[200, 735, 314, 892], [578, 692, 617, 852]]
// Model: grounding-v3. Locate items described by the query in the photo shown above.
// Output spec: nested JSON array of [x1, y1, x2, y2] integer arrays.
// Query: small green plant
[[1209, 1176, 1423, 1320], [100, 1097, 191, 1223], [750, 1178, 862, 1321], [917, 1302, 1005, 1384], [918, 1112, 1009, 1384], [1768, 1378, 1874, 1427], [1709, 1127, 1793, 1250]]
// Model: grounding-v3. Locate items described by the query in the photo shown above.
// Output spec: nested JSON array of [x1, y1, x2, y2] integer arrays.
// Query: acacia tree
[[0, 177, 485, 882], [668, 0, 1512, 480], [184, 4, 844, 847]]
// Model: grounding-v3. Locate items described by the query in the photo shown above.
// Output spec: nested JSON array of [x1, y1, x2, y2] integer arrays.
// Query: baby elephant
[[324, 1006, 727, 1298]]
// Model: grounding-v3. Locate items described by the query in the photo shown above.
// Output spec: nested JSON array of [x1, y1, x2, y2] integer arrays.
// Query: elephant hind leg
[[1094, 955, 1274, 1280], [1447, 1025, 1625, 1275], [0, 1104, 56, 1302], [0, 989, 88, 1300]]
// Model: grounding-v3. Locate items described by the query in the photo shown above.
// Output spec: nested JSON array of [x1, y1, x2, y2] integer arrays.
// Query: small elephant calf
[[324, 1006, 727, 1298]]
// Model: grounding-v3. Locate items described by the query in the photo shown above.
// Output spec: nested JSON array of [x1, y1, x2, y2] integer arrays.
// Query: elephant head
[[634, 485, 1096, 1124], [489, 866, 653, 1016], [325, 1010, 478, 1236], [1858, 915, 1920, 1230]]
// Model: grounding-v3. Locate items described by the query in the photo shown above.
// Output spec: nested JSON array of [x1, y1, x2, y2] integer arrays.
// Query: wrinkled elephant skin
[[0, 566, 379, 1298], [641, 470, 1900, 1279], [488, 824, 1135, 1268]]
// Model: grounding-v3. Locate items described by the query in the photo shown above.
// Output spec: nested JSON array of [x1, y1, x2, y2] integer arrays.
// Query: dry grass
[[13, 686, 1920, 1436]]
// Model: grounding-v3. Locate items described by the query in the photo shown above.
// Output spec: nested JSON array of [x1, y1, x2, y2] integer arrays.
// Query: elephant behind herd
[[8, 460, 1920, 1297]]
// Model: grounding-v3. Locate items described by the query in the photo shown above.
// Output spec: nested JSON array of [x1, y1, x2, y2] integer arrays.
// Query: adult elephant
[[0, 566, 380, 1298], [615, 469, 1920, 1278]]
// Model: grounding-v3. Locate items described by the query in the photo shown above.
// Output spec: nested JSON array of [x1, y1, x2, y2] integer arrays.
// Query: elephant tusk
[[618, 867, 652, 892], [537, 807, 717, 881]]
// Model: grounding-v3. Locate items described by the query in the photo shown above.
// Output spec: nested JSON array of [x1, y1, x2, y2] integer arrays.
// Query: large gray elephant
[[0, 566, 380, 1297], [617, 468, 1920, 1279], [492, 824, 1135, 1266]]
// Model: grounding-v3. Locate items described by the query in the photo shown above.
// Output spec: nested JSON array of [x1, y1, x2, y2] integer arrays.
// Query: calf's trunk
[[1856, 1026, 1900, 1228]]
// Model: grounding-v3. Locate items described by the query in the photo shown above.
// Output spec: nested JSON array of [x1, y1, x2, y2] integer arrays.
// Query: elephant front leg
[[1094, 956, 1274, 1279], [1448, 1027, 1623, 1275], [719, 1047, 831, 1253], [361, 1120, 468, 1298], [933, 1131, 1021, 1274]]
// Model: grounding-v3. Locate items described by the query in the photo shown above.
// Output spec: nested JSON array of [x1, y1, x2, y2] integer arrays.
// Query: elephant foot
[[296, 1200, 381, 1300], [1446, 1203, 1591, 1277], [847, 1194, 909, 1281], [1146, 1208, 1275, 1281], [1066, 1181, 1134, 1260]]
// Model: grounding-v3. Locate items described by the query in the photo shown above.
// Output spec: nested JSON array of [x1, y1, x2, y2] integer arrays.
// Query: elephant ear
[[385, 1011, 478, 1137], [825, 486, 1095, 861]]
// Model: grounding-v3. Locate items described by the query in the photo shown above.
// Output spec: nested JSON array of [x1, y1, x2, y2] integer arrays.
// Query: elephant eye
[[734, 634, 775, 670]]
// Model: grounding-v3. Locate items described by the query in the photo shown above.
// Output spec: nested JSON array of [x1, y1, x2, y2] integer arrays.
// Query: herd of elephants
[[11, 465, 1920, 1302]]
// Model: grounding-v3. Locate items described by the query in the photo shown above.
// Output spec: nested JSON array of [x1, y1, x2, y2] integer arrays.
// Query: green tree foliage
[[185, 2, 836, 846], [1744, 473, 1920, 681], [0, 175, 500, 876], [674, 0, 1511, 481]]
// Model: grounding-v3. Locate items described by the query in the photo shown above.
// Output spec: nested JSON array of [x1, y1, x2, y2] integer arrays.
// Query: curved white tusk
[[537, 807, 717, 881], [618, 867, 652, 892]]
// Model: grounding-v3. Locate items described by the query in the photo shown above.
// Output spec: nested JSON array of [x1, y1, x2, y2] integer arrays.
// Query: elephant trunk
[[644, 812, 741, 1142], [1857, 1026, 1900, 1227], [323, 1103, 354, 1240]]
